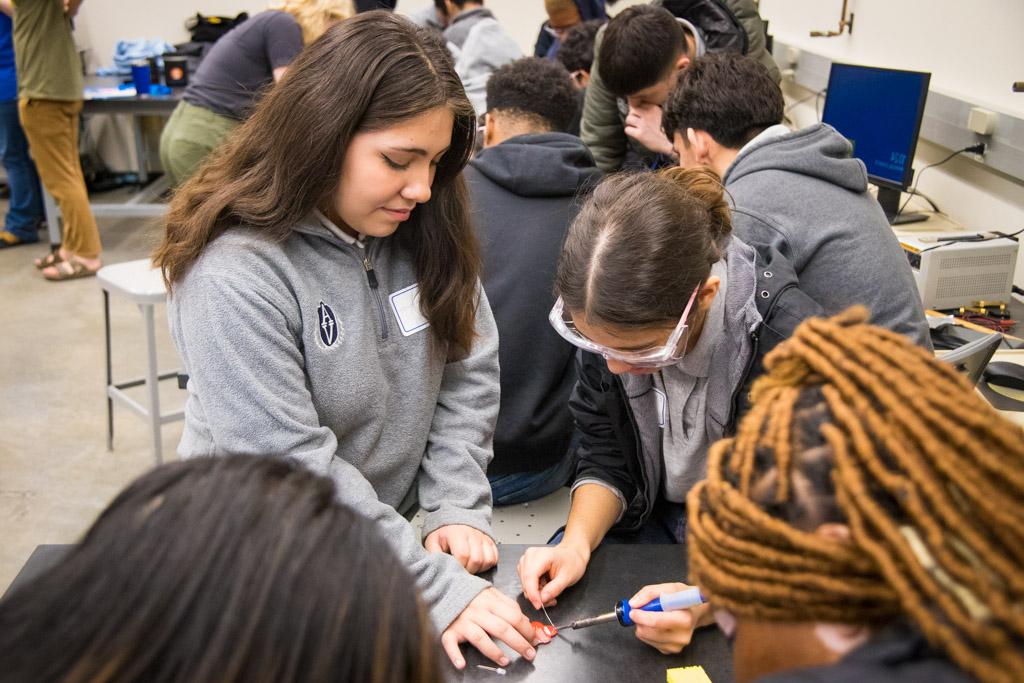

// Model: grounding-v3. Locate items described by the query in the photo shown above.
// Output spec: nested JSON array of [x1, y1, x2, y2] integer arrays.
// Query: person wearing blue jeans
[[489, 432, 579, 507], [0, 5, 43, 248]]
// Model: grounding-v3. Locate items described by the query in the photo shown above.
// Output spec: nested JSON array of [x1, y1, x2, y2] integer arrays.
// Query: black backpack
[[185, 12, 249, 43]]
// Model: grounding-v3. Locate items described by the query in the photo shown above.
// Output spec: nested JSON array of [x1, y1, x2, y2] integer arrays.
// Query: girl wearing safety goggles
[[518, 166, 823, 655]]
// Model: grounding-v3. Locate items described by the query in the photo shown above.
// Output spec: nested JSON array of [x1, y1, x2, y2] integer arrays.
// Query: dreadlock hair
[[688, 307, 1024, 683]]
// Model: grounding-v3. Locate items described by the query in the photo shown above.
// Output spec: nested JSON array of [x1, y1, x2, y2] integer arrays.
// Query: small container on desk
[[130, 61, 151, 96]]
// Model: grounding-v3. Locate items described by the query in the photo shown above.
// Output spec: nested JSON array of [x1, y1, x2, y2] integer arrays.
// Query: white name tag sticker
[[653, 387, 667, 429], [389, 284, 430, 336]]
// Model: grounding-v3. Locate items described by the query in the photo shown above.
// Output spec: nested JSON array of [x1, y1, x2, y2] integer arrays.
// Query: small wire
[[917, 227, 1024, 254], [896, 146, 977, 219], [784, 88, 825, 113], [540, 602, 557, 630]]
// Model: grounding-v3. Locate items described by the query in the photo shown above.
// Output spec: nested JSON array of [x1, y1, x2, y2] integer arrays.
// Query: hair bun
[[658, 166, 733, 245]]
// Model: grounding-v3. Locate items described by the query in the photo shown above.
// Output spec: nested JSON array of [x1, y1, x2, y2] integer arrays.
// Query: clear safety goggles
[[548, 285, 701, 368]]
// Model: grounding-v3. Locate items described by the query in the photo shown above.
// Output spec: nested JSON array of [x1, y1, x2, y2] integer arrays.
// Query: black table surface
[[5, 544, 733, 683], [451, 544, 732, 682]]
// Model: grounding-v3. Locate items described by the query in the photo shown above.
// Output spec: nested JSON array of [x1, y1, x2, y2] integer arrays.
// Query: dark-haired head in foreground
[[484, 57, 580, 146], [663, 52, 783, 175], [0, 455, 441, 683]]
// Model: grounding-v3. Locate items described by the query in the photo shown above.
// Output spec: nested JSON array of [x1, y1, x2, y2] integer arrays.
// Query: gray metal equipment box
[[899, 232, 1018, 310]]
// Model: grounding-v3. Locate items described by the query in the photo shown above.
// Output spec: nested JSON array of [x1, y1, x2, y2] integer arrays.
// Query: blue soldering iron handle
[[616, 587, 706, 626]]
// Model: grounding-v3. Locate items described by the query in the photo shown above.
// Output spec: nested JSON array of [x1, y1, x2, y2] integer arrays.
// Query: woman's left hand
[[425, 524, 499, 574], [627, 582, 713, 655]]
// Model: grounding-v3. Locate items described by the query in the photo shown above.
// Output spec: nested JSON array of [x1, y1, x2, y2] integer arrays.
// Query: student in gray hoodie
[[153, 15, 538, 673], [663, 53, 931, 348], [465, 57, 602, 506]]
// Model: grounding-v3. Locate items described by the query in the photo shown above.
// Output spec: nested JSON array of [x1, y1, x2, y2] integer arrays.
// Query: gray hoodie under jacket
[[167, 215, 499, 632], [723, 123, 932, 348]]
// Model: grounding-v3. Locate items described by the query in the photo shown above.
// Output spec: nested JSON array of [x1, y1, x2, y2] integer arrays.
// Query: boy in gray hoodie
[[663, 53, 931, 348]]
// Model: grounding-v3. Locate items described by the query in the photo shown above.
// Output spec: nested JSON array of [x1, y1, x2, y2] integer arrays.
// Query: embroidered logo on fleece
[[316, 301, 342, 349]]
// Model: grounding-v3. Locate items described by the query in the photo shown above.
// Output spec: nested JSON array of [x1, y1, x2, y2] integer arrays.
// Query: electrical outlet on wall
[[967, 107, 998, 136]]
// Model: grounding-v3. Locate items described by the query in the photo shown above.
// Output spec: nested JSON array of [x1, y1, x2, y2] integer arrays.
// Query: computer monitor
[[821, 63, 931, 225]]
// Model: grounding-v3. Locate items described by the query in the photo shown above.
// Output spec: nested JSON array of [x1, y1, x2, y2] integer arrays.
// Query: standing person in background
[[556, 18, 603, 135], [14, 0, 102, 280], [440, 0, 492, 49], [465, 57, 601, 506], [407, 0, 449, 34], [687, 309, 1024, 682], [0, 0, 43, 250], [154, 14, 538, 672], [159, 0, 355, 187], [445, 0, 520, 116], [533, 0, 606, 60], [556, 18, 603, 90]]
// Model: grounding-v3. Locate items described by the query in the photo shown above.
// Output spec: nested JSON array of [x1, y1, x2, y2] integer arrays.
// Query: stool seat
[[97, 259, 166, 304]]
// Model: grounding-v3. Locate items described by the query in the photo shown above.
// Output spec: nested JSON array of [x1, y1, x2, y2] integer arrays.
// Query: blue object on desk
[[130, 63, 151, 96]]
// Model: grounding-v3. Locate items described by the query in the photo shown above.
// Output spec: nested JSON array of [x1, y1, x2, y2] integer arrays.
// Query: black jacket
[[465, 133, 602, 476], [757, 622, 972, 683], [570, 243, 824, 531]]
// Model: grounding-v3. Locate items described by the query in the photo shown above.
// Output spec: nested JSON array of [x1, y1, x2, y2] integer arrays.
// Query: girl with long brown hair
[[517, 166, 823, 653], [153, 12, 536, 671], [687, 309, 1024, 683]]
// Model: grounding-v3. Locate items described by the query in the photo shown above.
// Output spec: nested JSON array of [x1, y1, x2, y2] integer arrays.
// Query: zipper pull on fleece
[[362, 255, 380, 289]]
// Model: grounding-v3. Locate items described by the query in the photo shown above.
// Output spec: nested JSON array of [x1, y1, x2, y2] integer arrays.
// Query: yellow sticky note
[[666, 665, 713, 683]]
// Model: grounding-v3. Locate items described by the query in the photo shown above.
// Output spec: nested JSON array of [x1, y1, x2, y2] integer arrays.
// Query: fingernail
[[500, 657, 510, 667], [455, 659, 465, 669], [527, 648, 536, 659]]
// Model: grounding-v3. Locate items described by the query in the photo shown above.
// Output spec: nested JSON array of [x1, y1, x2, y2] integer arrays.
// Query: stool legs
[[142, 303, 163, 464], [104, 290, 113, 451]]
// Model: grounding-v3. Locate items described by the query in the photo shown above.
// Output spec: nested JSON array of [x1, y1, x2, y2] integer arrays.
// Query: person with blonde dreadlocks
[[687, 307, 1024, 683]]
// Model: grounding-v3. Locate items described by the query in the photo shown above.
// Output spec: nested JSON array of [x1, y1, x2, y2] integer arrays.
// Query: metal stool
[[97, 259, 183, 463]]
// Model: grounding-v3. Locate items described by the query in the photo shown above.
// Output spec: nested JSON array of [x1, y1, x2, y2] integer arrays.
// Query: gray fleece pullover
[[167, 214, 499, 632], [724, 123, 931, 348]]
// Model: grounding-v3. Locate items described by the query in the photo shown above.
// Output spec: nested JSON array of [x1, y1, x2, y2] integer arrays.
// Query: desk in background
[[5, 544, 733, 683]]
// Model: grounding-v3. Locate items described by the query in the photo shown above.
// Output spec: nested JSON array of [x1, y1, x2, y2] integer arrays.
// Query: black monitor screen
[[821, 63, 930, 189]]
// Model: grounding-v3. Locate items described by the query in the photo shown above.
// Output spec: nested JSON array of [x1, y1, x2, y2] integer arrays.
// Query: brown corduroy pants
[[18, 98, 101, 259]]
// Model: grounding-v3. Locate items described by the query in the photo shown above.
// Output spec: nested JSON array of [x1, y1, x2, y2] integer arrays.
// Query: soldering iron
[[555, 586, 706, 631]]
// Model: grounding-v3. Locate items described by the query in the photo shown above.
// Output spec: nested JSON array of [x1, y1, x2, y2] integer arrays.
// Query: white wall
[[74, 0, 264, 75], [766, 0, 1024, 287], [760, 0, 1024, 117]]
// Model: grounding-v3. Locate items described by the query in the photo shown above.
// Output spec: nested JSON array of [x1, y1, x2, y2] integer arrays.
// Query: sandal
[[42, 256, 100, 281], [34, 251, 63, 270]]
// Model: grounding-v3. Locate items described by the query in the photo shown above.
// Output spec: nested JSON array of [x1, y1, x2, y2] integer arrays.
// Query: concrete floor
[[0, 194, 569, 592], [0, 199, 185, 593]]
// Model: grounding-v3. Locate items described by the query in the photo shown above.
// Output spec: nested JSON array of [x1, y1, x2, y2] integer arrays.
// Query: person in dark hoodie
[[465, 57, 601, 506], [581, 0, 778, 172], [687, 310, 1023, 683], [663, 54, 931, 348]]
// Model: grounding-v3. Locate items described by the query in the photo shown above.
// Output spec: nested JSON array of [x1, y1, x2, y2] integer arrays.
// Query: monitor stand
[[876, 185, 928, 225]]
